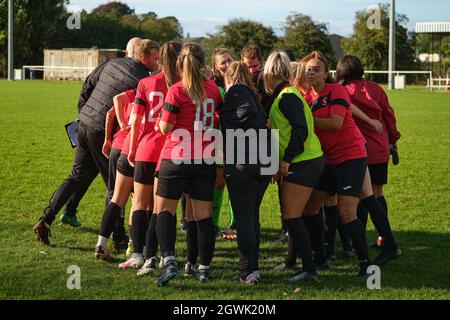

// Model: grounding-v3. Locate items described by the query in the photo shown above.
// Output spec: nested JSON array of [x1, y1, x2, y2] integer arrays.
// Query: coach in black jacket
[[33, 39, 160, 245], [58, 38, 142, 244]]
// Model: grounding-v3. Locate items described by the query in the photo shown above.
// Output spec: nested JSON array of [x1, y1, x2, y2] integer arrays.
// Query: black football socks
[[99, 202, 122, 238], [156, 211, 176, 259], [186, 220, 199, 265], [284, 233, 297, 267], [342, 219, 370, 271], [197, 218, 216, 267], [304, 213, 327, 265], [362, 196, 397, 249], [324, 205, 338, 257], [144, 213, 158, 259], [131, 210, 148, 254], [357, 203, 369, 231], [284, 218, 315, 273]]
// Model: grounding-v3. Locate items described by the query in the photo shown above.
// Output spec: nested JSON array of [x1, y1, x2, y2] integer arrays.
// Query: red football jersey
[[304, 83, 367, 165], [132, 73, 167, 163], [160, 79, 222, 161], [111, 90, 135, 151], [344, 80, 400, 164]]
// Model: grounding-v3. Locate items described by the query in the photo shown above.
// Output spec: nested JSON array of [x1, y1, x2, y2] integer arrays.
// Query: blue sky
[[68, 0, 450, 37]]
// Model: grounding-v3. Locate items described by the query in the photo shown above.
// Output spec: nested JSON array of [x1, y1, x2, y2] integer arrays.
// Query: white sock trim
[[131, 253, 143, 259], [198, 264, 210, 271], [96, 236, 108, 249]]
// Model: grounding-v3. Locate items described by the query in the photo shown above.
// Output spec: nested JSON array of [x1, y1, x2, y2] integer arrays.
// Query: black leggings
[[225, 164, 270, 279]]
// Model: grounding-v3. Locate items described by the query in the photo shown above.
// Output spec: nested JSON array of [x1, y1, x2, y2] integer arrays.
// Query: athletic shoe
[[184, 262, 197, 277], [197, 268, 211, 283], [240, 272, 260, 286], [126, 242, 133, 258], [59, 214, 81, 227], [94, 246, 111, 261], [253, 270, 262, 281], [113, 235, 129, 253], [137, 257, 158, 277], [33, 221, 51, 245], [273, 263, 300, 271], [357, 261, 372, 277], [373, 247, 401, 266], [119, 256, 144, 270], [288, 270, 319, 282], [155, 260, 178, 286], [273, 232, 288, 244]]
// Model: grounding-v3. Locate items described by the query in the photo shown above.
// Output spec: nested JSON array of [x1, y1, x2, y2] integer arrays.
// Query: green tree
[[0, 0, 70, 77], [55, 7, 182, 52], [281, 12, 335, 65], [91, 1, 134, 17], [138, 15, 183, 43], [68, 11, 135, 49], [0, 0, 183, 78], [342, 4, 417, 80], [203, 19, 278, 63]]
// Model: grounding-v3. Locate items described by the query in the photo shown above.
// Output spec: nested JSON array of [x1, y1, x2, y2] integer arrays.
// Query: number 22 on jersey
[[146, 91, 164, 123]]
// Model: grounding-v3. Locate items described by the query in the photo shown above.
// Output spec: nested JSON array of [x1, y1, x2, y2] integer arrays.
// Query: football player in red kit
[[301, 51, 372, 276], [154, 42, 222, 286], [95, 89, 137, 260], [336, 55, 401, 265], [116, 41, 182, 274]]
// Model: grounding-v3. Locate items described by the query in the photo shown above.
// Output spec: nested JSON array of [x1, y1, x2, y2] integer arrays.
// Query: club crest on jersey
[[311, 94, 330, 112]]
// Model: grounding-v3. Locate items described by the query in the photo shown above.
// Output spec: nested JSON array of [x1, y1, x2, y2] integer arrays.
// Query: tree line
[[1, 1, 442, 79], [0, 0, 183, 77]]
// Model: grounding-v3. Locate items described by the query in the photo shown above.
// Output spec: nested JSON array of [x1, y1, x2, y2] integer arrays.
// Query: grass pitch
[[0, 80, 449, 300]]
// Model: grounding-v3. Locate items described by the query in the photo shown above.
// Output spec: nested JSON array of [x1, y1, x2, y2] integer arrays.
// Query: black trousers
[[42, 122, 109, 224], [225, 164, 270, 278], [62, 139, 123, 218], [62, 148, 119, 215], [63, 174, 96, 216]]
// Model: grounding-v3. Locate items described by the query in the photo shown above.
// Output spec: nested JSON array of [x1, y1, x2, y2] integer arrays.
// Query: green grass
[[0, 80, 449, 300]]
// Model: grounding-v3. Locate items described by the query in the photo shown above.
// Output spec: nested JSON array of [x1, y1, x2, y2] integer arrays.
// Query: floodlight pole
[[388, 0, 396, 90], [8, 0, 14, 81]]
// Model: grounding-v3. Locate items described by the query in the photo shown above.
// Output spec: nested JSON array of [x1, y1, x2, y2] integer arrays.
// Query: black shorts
[[316, 157, 367, 197], [116, 153, 134, 177], [134, 162, 157, 185], [157, 159, 216, 201], [368, 163, 388, 185], [283, 156, 324, 188]]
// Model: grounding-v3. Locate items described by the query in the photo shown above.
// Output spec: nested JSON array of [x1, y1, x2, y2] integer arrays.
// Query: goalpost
[[21, 65, 96, 81], [329, 70, 434, 91]]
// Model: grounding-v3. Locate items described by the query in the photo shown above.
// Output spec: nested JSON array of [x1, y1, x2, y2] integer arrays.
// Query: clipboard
[[64, 119, 79, 148]]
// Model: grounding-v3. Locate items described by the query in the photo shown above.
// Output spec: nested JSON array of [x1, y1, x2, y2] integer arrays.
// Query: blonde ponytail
[[160, 41, 182, 88], [178, 43, 206, 106]]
